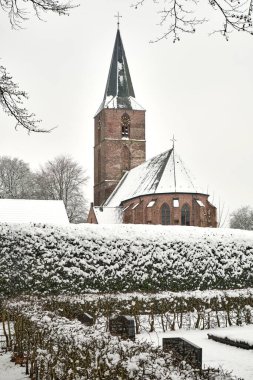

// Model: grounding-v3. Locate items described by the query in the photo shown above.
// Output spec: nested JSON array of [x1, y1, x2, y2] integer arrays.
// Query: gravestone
[[163, 337, 202, 369], [109, 315, 135, 341], [77, 313, 94, 326]]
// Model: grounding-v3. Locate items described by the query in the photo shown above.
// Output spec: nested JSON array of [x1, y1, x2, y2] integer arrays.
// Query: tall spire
[[171, 135, 177, 192], [95, 28, 144, 114]]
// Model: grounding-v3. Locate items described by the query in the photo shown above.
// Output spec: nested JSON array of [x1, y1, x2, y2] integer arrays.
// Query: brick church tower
[[93, 28, 146, 206]]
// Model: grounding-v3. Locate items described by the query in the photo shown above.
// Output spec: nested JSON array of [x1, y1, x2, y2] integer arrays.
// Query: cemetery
[[0, 223, 252, 379]]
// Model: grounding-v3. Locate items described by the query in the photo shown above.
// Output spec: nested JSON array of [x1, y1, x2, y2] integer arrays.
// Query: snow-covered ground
[[0, 352, 28, 380], [138, 325, 253, 380]]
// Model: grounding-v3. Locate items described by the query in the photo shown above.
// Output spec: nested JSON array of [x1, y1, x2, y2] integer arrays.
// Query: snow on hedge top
[[77, 223, 253, 243], [0, 223, 252, 295], [0, 199, 69, 225], [104, 149, 202, 207], [209, 325, 253, 346]]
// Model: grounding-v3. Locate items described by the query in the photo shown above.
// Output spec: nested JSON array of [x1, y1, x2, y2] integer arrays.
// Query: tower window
[[181, 204, 190, 226], [161, 203, 170, 225], [97, 116, 101, 143], [122, 145, 131, 171], [121, 113, 130, 137]]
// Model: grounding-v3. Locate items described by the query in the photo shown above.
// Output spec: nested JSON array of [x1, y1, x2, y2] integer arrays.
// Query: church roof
[[0, 199, 69, 225], [93, 206, 123, 224], [104, 149, 204, 207], [96, 29, 144, 115]]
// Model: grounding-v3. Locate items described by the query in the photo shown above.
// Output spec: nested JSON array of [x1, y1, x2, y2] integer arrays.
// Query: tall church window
[[97, 116, 101, 143], [122, 145, 131, 171], [161, 203, 170, 225], [121, 113, 130, 137], [181, 204, 190, 226], [98, 149, 101, 183]]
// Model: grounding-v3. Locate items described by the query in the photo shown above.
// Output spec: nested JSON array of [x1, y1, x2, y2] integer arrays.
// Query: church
[[87, 26, 217, 227]]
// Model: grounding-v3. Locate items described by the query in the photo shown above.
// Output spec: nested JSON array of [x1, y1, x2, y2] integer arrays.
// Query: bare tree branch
[[0, 156, 34, 198], [132, 0, 253, 41], [0, 0, 77, 28], [0, 65, 53, 132], [230, 205, 253, 230]]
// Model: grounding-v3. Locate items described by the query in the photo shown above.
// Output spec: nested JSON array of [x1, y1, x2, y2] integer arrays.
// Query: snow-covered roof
[[0, 199, 69, 225], [95, 29, 144, 116], [96, 96, 144, 115], [93, 206, 123, 224], [104, 149, 204, 207]]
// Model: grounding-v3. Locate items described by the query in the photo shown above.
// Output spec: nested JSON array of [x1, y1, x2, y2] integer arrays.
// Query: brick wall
[[94, 108, 146, 205], [122, 193, 217, 227]]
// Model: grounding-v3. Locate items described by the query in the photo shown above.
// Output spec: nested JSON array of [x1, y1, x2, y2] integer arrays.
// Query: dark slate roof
[[96, 30, 144, 115], [104, 149, 203, 207], [106, 29, 135, 99]]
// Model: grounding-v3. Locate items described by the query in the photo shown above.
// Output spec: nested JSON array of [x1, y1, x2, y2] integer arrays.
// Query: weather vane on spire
[[114, 12, 122, 29], [170, 135, 177, 149]]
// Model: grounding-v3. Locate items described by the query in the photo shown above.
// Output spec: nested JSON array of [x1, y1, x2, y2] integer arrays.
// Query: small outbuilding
[[0, 199, 69, 225]]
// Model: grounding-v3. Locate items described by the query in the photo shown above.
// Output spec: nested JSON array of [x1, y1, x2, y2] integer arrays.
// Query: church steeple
[[93, 26, 146, 206], [96, 29, 144, 114]]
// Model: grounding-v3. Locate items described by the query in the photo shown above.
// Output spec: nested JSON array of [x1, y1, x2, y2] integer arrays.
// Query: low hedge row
[[42, 289, 253, 332]]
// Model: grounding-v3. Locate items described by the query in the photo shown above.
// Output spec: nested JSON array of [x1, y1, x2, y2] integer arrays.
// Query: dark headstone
[[77, 313, 94, 326], [109, 315, 135, 341], [163, 337, 202, 369]]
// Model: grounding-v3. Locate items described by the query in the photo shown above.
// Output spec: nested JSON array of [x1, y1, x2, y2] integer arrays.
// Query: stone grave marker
[[77, 312, 94, 326], [163, 337, 202, 369], [109, 315, 135, 341]]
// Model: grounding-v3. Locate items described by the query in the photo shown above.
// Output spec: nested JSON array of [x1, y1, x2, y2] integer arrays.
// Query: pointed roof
[[104, 149, 205, 207], [96, 29, 144, 115]]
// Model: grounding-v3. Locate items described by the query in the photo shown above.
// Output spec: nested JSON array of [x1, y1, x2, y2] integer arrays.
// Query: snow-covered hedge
[[4, 301, 220, 380], [0, 223, 253, 296]]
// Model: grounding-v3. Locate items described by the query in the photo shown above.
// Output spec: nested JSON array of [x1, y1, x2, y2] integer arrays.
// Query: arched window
[[181, 204, 190, 226], [121, 113, 130, 137], [161, 203, 170, 225], [122, 145, 131, 171]]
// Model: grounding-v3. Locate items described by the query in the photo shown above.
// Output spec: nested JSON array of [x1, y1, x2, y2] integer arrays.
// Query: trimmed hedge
[[0, 223, 252, 295]]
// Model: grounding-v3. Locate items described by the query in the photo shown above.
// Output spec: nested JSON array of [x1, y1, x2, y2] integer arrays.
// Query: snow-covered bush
[[0, 223, 252, 296], [5, 300, 220, 380]]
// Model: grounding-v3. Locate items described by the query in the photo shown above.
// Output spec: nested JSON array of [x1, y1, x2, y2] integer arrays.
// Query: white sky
[[0, 0, 252, 218]]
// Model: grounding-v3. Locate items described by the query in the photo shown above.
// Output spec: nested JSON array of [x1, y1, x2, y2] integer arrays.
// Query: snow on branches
[[0, 65, 52, 132], [132, 0, 253, 42], [0, 0, 76, 28]]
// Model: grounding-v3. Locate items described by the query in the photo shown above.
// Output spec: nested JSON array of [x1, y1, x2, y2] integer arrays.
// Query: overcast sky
[[0, 0, 252, 219]]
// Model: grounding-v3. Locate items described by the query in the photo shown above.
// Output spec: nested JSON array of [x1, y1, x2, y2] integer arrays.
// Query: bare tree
[[35, 155, 88, 223], [0, 156, 34, 198], [0, 0, 76, 132], [230, 205, 253, 230], [0, 66, 51, 133], [0, 0, 76, 28], [132, 0, 253, 42]]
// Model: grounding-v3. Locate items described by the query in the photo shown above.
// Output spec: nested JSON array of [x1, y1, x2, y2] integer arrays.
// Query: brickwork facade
[[94, 108, 146, 206], [122, 193, 217, 227]]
